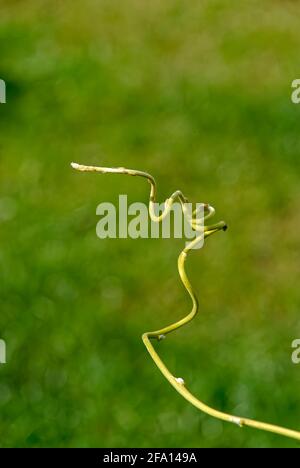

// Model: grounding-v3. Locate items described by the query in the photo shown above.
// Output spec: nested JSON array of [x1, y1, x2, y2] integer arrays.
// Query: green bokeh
[[0, 0, 300, 448]]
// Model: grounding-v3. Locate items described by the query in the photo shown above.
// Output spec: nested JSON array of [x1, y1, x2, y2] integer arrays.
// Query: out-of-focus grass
[[0, 0, 300, 447]]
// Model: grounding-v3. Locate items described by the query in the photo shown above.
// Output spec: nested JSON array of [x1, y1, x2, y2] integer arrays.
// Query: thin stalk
[[71, 162, 300, 442]]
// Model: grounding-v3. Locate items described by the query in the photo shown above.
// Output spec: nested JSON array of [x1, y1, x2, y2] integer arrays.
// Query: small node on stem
[[158, 334, 166, 341], [175, 377, 185, 386], [230, 416, 243, 427]]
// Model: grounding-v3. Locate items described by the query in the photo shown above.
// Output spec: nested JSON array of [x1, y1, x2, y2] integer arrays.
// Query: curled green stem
[[71, 161, 300, 442]]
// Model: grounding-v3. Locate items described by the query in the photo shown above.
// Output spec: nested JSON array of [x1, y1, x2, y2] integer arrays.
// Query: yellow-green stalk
[[71, 162, 300, 442]]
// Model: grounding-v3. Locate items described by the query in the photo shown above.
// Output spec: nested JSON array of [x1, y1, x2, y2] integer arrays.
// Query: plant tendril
[[71, 162, 300, 442]]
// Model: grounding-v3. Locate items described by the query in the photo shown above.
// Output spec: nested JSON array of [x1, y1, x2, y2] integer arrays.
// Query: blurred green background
[[1, 0, 300, 448]]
